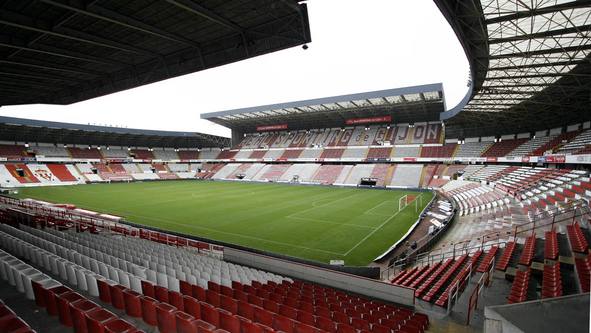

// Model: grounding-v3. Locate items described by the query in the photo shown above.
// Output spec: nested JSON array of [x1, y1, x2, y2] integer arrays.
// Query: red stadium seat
[[239, 319, 265, 333], [192, 285, 206, 302], [122, 289, 142, 318], [140, 296, 158, 326], [179, 280, 192, 296], [220, 285, 233, 297], [279, 304, 298, 319], [109, 285, 126, 310], [220, 295, 238, 314], [263, 299, 279, 313], [194, 319, 216, 332], [155, 286, 169, 303], [233, 290, 248, 302], [316, 315, 336, 333], [201, 302, 220, 327], [219, 309, 240, 333], [273, 314, 295, 333], [156, 303, 177, 333], [69, 299, 99, 333], [103, 318, 135, 333], [183, 295, 201, 319], [85, 308, 116, 333], [206, 289, 220, 307], [336, 323, 357, 333], [254, 308, 273, 327], [97, 280, 112, 304], [56, 291, 84, 326], [141, 280, 155, 298], [237, 301, 255, 320], [46, 285, 72, 316], [175, 311, 197, 333], [168, 291, 184, 311]]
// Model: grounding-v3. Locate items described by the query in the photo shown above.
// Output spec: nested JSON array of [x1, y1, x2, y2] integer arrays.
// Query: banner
[[545, 155, 566, 163], [256, 124, 288, 131], [345, 115, 392, 125]]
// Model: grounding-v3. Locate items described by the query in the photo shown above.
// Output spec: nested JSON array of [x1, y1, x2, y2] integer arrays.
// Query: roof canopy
[[201, 83, 445, 133], [436, 0, 591, 138], [0, 0, 311, 106], [0, 116, 230, 148]]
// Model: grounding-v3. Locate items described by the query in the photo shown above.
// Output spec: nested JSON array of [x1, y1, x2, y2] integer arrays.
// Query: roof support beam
[[164, 0, 249, 56], [0, 59, 100, 76], [485, 1, 591, 25], [0, 70, 83, 83], [0, 77, 64, 91], [0, 36, 125, 67], [489, 24, 591, 44], [40, 0, 204, 51], [488, 72, 591, 80], [490, 59, 588, 71], [488, 44, 591, 59], [0, 9, 157, 57]]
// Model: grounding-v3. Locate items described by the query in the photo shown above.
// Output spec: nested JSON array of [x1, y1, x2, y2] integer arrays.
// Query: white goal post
[[398, 194, 408, 212], [398, 194, 422, 212]]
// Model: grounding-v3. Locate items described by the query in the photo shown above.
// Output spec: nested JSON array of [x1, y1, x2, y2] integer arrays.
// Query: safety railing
[[382, 199, 589, 280]]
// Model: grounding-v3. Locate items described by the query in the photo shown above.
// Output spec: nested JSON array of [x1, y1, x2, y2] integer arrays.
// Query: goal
[[398, 195, 409, 212], [398, 194, 422, 212]]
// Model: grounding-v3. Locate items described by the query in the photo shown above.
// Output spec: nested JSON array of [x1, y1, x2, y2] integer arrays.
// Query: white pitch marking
[[343, 193, 423, 256]]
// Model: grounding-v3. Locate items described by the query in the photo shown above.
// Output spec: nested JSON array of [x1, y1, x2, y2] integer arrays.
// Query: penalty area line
[[343, 193, 423, 256]]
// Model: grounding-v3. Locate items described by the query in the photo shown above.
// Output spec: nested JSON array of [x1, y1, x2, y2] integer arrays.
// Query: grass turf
[[14, 180, 433, 266]]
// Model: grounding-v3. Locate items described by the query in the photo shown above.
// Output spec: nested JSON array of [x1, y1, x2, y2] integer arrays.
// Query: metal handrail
[[382, 199, 589, 279]]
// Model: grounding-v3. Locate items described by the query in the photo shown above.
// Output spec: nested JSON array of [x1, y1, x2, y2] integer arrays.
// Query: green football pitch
[[14, 181, 433, 266]]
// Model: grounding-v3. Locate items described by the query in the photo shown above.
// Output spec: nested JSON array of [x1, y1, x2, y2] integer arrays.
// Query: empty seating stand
[[422, 255, 468, 302], [0, 222, 430, 333], [434, 251, 482, 307], [508, 269, 531, 304], [496, 242, 516, 271], [542, 263, 563, 299], [567, 223, 589, 254], [0, 230, 142, 333], [415, 259, 453, 297], [544, 230, 559, 260], [476, 246, 498, 273], [518, 235, 536, 266]]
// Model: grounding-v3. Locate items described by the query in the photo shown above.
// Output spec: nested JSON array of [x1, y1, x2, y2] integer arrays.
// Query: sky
[[0, 0, 469, 138]]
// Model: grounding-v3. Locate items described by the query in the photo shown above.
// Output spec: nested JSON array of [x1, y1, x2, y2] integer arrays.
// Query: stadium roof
[[436, 0, 591, 138], [0, 0, 311, 106], [201, 83, 445, 133], [0, 116, 230, 148]]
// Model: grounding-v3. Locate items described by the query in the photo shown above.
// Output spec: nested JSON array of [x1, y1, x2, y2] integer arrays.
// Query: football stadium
[[0, 1, 590, 333]]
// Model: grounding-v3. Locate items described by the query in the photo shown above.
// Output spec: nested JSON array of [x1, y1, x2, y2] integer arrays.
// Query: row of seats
[[0, 236, 140, 333], [544, 231, 559, 260], [541, 263, 562, 299], [0, 299, 35, 333], [518, 235, 536, 266], [507, 269, 530, 304], [421, 255, 467, 302], [567, 223, 589, 254], [434, 251, 482, 307], [476, 246, 498, 273], [5, 220, 430, 330], [495, 242, 515, 272]]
